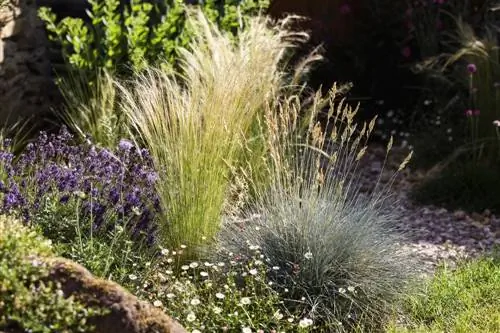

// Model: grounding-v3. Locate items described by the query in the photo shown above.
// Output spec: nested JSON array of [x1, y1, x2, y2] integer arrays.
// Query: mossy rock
[[0, 215, 187, 333], [0, 215, 96, 332]]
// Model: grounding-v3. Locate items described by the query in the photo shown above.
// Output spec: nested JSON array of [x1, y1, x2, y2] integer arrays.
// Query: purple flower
[[467, 63, 477, 74], [118, 139, 134, 151], [4, 192, 19, 209], [60, 195, 70, 204], [474, 109, 480, 116], [2, 138, 12, 148], [465, 109, 473, 117], [0, 127, 162, 246]]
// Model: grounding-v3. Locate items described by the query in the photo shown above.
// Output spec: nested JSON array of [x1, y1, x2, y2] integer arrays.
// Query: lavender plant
[[0, 127, 161, 257]]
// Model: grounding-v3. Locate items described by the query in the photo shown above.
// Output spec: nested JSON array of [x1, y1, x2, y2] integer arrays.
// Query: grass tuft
[[56, 69, 124, 148], [121, 9, 318, 258], [219, 85, 419, 331]]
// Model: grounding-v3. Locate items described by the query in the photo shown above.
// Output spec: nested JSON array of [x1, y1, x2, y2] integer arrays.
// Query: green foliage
[[38, 0, 270, 76], [133, 246, 315, 332], [25, 191, 156, 286], [0, 215, 102, 332], [39, 0, 269, 148], [389, 255, 500, 333]]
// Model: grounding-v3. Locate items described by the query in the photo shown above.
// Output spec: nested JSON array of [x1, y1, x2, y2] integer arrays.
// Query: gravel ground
[[357, 144, 500, 275]]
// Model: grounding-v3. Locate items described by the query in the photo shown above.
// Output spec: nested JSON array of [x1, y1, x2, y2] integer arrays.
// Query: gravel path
[[357, 144, 500, 275]]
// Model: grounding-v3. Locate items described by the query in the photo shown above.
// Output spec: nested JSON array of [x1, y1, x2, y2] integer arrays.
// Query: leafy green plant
[[121, 10, 318, 259], [38, 0, 270, 75], [388, 255, 500, 333], [35, 194, 156, 286], [0, 215, 103, 332], [219, 82, 417, 331]]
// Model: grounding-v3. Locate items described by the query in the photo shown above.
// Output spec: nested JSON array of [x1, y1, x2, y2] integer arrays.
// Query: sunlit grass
[[388, 255, 500, 333], [121, 9, 317, 258]]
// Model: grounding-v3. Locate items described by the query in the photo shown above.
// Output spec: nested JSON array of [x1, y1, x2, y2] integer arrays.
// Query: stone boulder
[[41, 257, 188, 333]]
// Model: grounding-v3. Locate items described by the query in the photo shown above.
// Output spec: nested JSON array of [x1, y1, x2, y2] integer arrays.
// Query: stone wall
[[0, 0, 60, 127]]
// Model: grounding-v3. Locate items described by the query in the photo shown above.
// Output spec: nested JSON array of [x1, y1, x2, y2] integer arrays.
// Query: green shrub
[[121, 9, 317, 258], [0, 215, 102, 332], [389, 255, 500, 333], [219, 85, 418, 331], [38, 0, 270, 75]]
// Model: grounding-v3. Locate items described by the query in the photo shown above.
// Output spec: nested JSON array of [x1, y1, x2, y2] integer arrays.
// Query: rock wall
[[0, 0, 60, 127]]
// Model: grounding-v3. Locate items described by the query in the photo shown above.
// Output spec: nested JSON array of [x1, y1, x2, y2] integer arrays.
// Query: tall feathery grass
[[120, 9, 317, 257], [219, 85, 417, 331], [56, 69, 125, 148]]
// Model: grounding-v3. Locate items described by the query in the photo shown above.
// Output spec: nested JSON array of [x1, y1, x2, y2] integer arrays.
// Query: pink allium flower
[[401, 46, 412, 58], [339, 3, 352, 15], [465, 109, 473, 117], [493, 120, 500, 127], [467, 63, 477, 73], [474, 109, 480, 116]]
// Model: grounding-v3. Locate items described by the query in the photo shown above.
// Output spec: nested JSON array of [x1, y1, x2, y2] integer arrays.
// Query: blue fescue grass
[[219, 86, 418, 331]]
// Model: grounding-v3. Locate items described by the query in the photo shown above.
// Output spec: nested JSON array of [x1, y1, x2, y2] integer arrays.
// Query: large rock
[[42, 257, 187, 333], [0, 0, 60, 127]]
